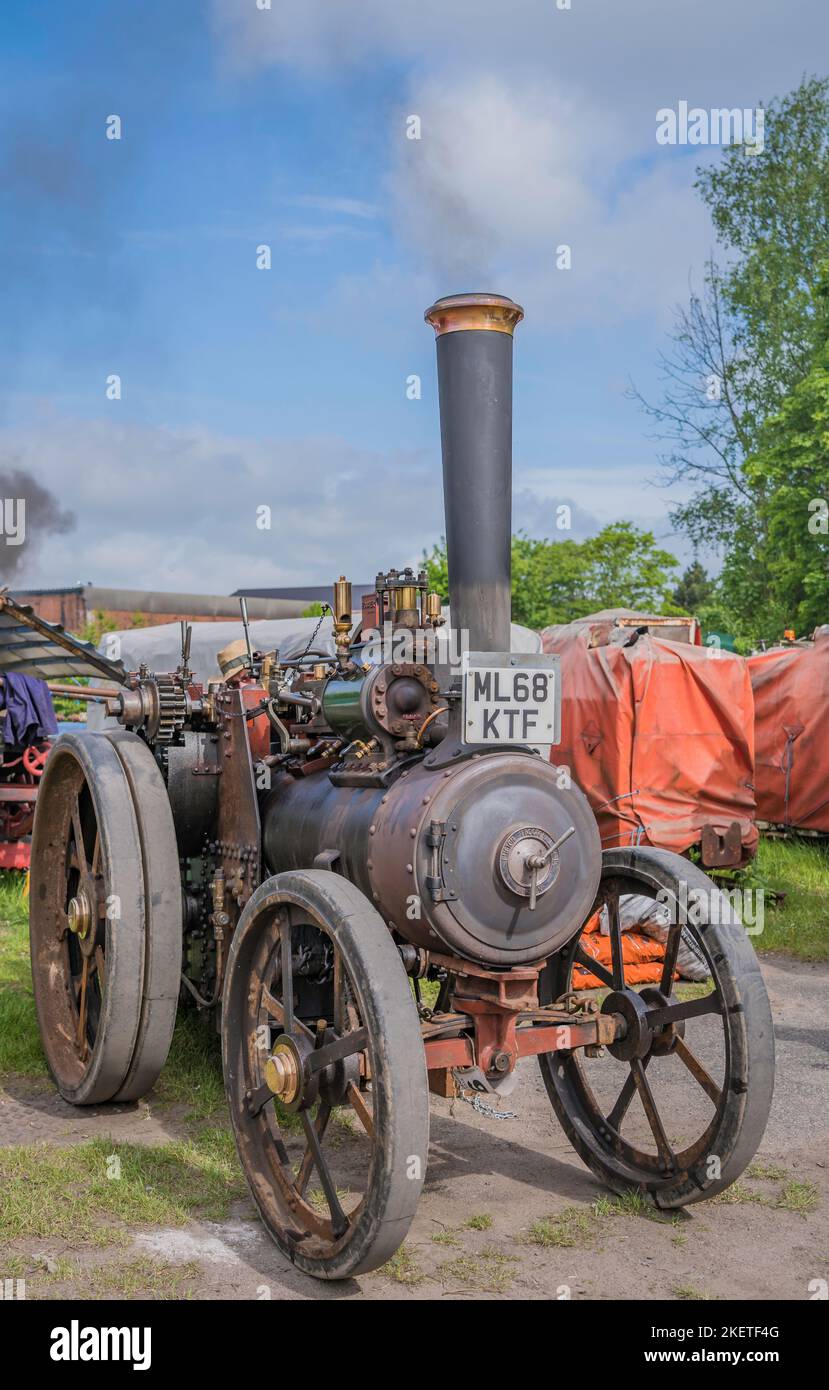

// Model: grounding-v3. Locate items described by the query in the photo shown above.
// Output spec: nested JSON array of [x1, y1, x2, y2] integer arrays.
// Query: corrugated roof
[[10, 586, 307, 619], [233, 585, 374, 605], [0, 593, 126, 682]]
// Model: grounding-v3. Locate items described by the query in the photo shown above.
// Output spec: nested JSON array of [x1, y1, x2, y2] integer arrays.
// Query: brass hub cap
[[67, 890, 93, 939], [264, 1039, 302, 1106]]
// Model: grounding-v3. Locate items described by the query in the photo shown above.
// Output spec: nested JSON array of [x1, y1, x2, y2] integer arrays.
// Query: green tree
[[721, 318, 829, 638], [421, 541, 449, 604], [698, 77, 829, 411], [632, 77, 829, 549], [78, 609, 118, 646], [423, 522, 680, 631], [672, 560, 715, 614], [578, 522, 680, 616], [510, 533, 590, 628]]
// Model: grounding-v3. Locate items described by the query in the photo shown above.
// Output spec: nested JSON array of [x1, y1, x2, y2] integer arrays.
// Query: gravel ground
[[2, 954, 826, 1301]]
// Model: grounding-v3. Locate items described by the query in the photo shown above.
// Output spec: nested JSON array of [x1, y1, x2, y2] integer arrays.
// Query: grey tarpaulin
[[97, 613, 542, 686]]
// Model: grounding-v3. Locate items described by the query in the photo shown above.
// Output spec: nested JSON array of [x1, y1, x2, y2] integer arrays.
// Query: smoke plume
[[0, 465, 76, 582]]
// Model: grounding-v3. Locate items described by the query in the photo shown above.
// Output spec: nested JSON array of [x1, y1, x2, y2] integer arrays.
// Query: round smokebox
[[413, 752, 601, 966]]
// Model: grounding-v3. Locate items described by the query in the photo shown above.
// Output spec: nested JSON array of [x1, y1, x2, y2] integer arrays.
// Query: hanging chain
[[296, 603, 332, 663], [271, 602, 333, 701], [456, 1088, 518, 1121]]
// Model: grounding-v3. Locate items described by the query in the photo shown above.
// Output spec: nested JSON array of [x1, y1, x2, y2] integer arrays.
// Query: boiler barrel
[[260, 752, 601, 968], [261, 769, 382, 904]]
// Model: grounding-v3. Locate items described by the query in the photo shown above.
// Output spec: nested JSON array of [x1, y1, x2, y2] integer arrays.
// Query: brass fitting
[[209, 869, 230, 939], [424, 292, 524, 338], [264, 1043, 300, 1103], [425, 591, 443, 626], [67, 890, 93, 939], [333, 576, 352, 651]]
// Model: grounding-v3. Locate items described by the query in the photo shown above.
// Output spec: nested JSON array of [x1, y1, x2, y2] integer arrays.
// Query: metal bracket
[[700, 821, 743, 868], [313, 849, 342, 871]]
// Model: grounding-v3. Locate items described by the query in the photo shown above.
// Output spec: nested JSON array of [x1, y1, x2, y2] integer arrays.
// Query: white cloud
[[210, 2, 824, 336], [387, 72, 714, 325], [3, 405, 696, 596], [210, 0, 822, 112], [388, 75, 603, 273], [2, 415, 444, 592], [284, 194, 378, 220]]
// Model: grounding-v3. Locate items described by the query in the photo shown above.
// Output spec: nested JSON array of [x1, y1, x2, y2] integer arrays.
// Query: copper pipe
[[46, 683, 118, 700], [416, 706, 448, 748]]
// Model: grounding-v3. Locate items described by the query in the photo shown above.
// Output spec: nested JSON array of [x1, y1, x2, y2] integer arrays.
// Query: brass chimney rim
[[425, 292, 524, 337]]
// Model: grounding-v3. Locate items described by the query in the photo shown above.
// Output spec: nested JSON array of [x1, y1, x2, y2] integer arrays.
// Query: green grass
[[747, 1162, 789, 1182], [740, 838, 829, 960], [0, 873, 46, 1077], [10, 1253, 202, 1301], [711, 1180, 768, 1207], [527, 1191, 683, 1251], [711, 1171, 819, 1216], [439, 1248, 517, 1293], [379, 1245, 424, 1286], [594, 1190, 678, 1224], [0, 1130, 247, 1246], [527, 1205, 595, 1248], [82, 1256, 201, 1301], [774, 1180, 819, 1215], [153, 1011, 226, 1122]]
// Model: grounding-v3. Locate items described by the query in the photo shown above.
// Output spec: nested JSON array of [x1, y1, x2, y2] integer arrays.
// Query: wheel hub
[[263, 1033, 317, 1112], [264, 1044, 300, 1103], [67, 890, 93, 939], [640, 986, 686, 1055], [602, 988, 653, 1061]]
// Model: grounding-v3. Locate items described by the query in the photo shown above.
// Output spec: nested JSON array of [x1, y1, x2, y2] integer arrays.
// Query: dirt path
[[2, 955, 826, 1301]]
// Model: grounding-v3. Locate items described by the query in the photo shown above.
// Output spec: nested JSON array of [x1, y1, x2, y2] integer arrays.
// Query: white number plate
[[461, 652, 560, 746]]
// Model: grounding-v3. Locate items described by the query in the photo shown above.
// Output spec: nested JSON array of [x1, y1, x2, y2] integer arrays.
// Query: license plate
[[461, 652, 560, 746]]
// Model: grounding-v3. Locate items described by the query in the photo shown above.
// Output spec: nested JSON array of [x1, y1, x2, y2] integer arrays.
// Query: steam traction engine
[[28, 295, 774, 1280]]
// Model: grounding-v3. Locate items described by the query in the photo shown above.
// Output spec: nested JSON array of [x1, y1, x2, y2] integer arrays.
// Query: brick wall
[[12, 591, 237, 634]]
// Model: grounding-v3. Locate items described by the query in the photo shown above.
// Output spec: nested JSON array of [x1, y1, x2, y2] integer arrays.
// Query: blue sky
[[1, 0, 825, 593]]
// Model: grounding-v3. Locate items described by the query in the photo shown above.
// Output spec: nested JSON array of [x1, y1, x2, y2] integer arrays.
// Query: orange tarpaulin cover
[[748, 634, 829, 831], [573, 910, 673, 989], [541, 614, 758, 858]]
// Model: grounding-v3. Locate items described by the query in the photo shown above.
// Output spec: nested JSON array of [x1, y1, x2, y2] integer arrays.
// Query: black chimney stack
[[425, 293, 524, 655]]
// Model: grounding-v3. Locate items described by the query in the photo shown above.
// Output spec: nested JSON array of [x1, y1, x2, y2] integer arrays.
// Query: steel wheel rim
[[545, 873, 729, 1181], [227, 898, 383, 1262], [29, 734, 145, 1104], [105, 730, 181, 1103], [538, 845, 774, 1207]]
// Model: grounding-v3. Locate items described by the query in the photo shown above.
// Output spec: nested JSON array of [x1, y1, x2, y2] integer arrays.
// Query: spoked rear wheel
[[30, 733, 145, 1104], [222, 871, 430, 1280], [539, 847, 774, 1208], [29, 731, 180, 1105]]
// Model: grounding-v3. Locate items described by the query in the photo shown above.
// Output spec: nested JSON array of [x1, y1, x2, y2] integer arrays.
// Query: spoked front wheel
[[539, 847, 774, 1208], [222, 870, 430, 1280]]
